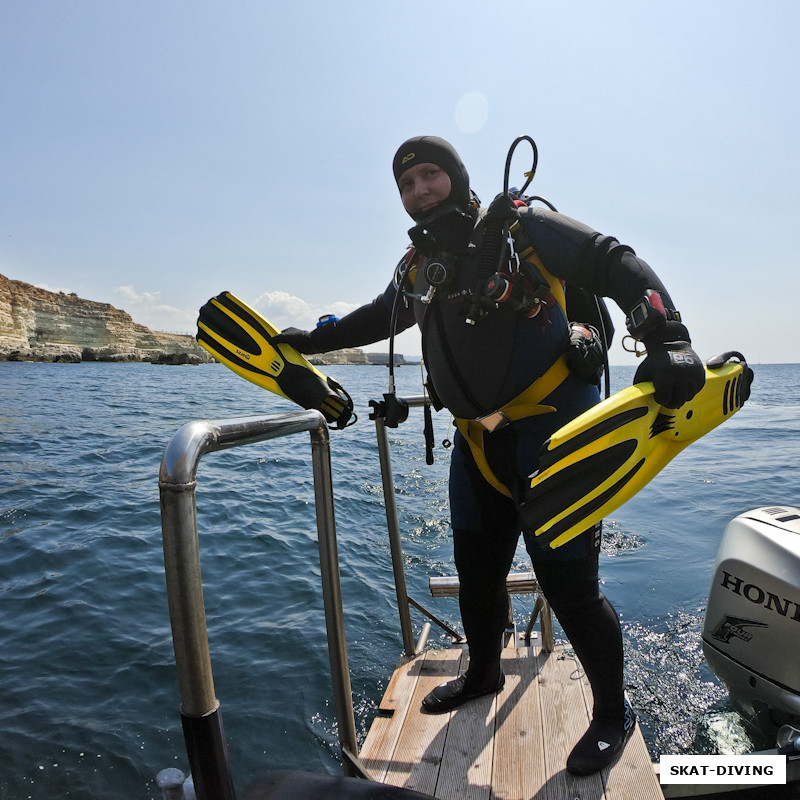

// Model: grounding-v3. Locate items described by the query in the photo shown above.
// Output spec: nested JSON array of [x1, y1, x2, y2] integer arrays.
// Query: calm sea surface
[[1, 360, 798, 798]]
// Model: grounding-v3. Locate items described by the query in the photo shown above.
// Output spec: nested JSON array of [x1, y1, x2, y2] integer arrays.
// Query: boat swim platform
[[359, 637, 662, 800]]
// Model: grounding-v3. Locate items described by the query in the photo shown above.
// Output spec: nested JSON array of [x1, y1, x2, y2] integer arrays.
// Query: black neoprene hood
[[392, 136, 471, 212]]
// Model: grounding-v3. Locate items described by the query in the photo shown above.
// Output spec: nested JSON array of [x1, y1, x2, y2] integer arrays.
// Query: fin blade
[[196, 291, 353, 427], [521, 439, 639, 531], [197, 329, 291, 400], [538, 405, 650, 471], [524, 354, 752, 548], [540, 457, 647, 548]]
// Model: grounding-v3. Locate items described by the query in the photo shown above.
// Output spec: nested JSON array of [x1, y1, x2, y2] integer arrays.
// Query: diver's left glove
[[273, 327, 316, 353], [633, 321, 705, 408]]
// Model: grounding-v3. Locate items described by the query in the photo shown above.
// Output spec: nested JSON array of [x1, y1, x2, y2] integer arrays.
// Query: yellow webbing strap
[[509, 219, 568, 314], [454, 223, 572, 497], [455, 354, 571, 498]]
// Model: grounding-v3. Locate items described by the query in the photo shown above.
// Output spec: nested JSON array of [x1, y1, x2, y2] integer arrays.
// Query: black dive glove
[[273, 327, 316, 353], [273, 300, 395, 354], [633, 321, 706, 408]]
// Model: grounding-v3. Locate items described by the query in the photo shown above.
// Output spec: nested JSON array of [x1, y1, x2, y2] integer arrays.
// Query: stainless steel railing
[[372, 395, 463, 656], [158, 410, 360, 800], [158, 399, 554, 799]]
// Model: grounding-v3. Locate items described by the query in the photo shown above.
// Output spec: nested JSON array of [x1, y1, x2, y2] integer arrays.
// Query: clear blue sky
[[2, 1, 797, 364]]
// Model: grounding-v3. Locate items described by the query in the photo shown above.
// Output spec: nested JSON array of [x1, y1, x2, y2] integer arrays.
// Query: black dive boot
[[532, 548, 631, 775], [566, 698, 637, 775], [421, 670, 505, 714], [425, 527, 514, 714]]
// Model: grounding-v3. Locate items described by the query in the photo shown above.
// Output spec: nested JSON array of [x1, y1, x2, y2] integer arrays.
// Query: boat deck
[[360, 638, 663, 800]]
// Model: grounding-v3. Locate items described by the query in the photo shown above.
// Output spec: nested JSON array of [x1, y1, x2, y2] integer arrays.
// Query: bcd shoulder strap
[[508, 216, 614, 349]]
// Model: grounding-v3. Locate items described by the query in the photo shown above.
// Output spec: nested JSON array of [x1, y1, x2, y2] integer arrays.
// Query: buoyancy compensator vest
[[400, 208, 571, 422], [391, 135, 616, 494]]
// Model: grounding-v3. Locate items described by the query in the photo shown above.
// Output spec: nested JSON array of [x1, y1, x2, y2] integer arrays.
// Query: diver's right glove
[[273, 327, 316, 353], [275, 314, 346, 354], [633, 321, 706, 409]]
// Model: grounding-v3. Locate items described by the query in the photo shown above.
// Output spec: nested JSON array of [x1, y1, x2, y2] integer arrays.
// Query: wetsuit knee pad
[[526, 523, 603, 616]]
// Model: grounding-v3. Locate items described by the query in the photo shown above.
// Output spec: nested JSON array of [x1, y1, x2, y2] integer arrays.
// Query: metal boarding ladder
[[158, 410, 435, 800], [158, 399, 554, 799]]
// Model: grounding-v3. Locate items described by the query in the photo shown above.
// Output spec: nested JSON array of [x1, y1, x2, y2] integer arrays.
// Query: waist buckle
[[474, 410, 511, 433]]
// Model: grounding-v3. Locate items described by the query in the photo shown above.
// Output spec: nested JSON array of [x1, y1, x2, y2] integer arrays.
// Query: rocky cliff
[[0, 274, 405, 366], [0, 273, 210, 363]]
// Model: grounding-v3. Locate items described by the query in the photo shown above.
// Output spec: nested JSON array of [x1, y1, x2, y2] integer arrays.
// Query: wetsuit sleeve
[[520, 207, 705, 407], [520, 207, 677, 314], [305, 281, 415, 352]]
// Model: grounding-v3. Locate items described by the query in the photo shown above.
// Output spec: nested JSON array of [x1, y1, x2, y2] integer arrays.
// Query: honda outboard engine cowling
[[702, 506, 800, 741]]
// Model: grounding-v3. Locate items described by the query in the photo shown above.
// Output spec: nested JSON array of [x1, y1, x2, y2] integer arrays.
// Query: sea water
[[1, 360, 798, 799]]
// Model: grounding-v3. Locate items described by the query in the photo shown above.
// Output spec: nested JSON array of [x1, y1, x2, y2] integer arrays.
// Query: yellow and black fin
[[520, 352, 753, 548], [197, 291, 354, 429]]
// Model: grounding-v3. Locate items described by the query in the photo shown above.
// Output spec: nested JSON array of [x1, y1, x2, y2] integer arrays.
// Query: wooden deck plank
[[360, 654, 423, 782], [359, 642, 663, 800], [576, 668, 664, 800], [537, 648, 605, 800], [382, 648, 466, 796], [490, 645, 548, 800], [434, 687, 496, 799]]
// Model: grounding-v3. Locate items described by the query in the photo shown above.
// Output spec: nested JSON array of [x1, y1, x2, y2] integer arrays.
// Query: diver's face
[[398, 163, 452, 217]]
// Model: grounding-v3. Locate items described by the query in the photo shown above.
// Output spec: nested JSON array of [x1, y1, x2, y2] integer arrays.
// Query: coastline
[[0, 273, 406, 366]]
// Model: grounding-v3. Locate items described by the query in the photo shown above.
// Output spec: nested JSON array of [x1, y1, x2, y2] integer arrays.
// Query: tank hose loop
[[466, 192, 519, 324], [504, 134, 538, 196], [465, 135, 539, 325]]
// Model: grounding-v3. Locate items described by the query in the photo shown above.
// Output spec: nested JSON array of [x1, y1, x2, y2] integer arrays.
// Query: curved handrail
[[158, 410, 357, 800]]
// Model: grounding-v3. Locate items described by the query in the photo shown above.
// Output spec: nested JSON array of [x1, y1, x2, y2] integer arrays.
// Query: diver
[[276, 135, 705, 775]]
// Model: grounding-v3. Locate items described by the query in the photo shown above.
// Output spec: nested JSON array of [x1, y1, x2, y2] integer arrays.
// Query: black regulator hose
[[368, 255, 411, 428], [504, 135, 538, 196], [466, 136, 541, 325]]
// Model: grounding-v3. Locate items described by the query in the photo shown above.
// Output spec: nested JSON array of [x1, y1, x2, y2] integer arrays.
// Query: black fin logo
[[650, 412, 676, 438]]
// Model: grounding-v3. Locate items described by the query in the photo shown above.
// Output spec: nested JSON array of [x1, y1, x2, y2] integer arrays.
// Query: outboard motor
[[702, 506, 800, 746]]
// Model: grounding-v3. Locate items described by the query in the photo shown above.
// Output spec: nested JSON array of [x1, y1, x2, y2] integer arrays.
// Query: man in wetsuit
[[277, 136, 705, 775]]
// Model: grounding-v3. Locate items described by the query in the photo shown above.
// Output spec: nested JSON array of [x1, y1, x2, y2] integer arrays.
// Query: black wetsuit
[[306, 206, 677, 722]]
